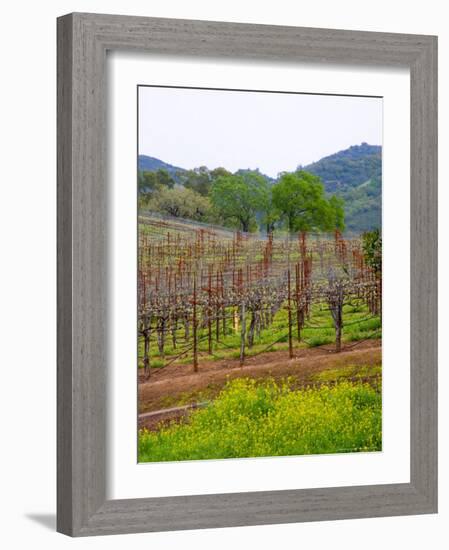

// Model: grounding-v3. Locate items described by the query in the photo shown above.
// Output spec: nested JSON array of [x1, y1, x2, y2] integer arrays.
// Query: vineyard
[[137, 212, 382, 461], [135, 92, 383, 462], [138, 212, 382, 378]]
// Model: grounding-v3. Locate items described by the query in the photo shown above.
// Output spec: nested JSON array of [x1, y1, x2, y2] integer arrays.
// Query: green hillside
[[138, 155, 184, 178], [303, 143, 382, 233], [138, 143, 382, 234]]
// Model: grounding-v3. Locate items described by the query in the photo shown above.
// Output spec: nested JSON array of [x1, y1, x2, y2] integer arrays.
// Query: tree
[[329, 195, 345, 232], [178, 166, 232, 197], [138, 169, 175, 194], [180, 166, 212, 196], [362, 228, 382, 275], [210, 172, 266, 232], [150, 187, 211, 221], [272, 171, 344, 233], [259, 183, 279, 234]]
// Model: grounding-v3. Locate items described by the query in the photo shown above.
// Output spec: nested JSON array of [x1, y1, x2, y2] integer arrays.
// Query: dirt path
[[138, 339, 382, 417], [138, 402, 209, 431]]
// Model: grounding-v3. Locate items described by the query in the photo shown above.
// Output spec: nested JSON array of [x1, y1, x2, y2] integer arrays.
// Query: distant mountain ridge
[[303, 143, 381, 193], [303, 143, 382, 232], [138, 155, 184, 177], [138, 142, 382, 233], [138, 155, 275, 183]]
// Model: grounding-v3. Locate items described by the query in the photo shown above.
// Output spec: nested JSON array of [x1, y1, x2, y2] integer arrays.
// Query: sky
[[138, 86, 382, 178]]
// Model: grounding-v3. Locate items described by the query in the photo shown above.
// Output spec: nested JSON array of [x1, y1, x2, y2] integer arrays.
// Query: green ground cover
[[138, 377, 382, 462], [138, 301, 381, 370]]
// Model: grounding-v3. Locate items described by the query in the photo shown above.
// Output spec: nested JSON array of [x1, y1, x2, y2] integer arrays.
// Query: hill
[[303, 143, 381, 232], [138, 155, 185, 177], [138, 143, 382, 234], [138, 156, 274, 183]]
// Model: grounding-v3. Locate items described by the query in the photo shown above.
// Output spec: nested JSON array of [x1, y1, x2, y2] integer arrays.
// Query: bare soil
[[138, 339, 382, 429]]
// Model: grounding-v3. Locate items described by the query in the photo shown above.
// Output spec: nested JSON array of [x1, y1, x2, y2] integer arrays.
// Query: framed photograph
[[57, 13, 437, 536]]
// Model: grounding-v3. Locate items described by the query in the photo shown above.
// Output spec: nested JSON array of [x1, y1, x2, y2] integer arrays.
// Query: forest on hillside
[[137, 142, 383, 463], [139, 165, 345, 235], [138, 143, 382, 234]]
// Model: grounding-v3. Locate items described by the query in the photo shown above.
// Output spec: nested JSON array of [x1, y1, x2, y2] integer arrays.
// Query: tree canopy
[[272, 171, 345, 233], [151, 187, 211, 222], [178, 166, 232, 196], [210, 172, 267, 232], [139, 165, 346, 235], [138, 169, 175, 193]]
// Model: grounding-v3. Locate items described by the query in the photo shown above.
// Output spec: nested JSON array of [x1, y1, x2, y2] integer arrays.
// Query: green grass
[[138, 377, 382, 462], [156, 385, 219, 409], [138, 301, 381, 370], [306, 335, 333, 347], [312, 364, 382, 383]]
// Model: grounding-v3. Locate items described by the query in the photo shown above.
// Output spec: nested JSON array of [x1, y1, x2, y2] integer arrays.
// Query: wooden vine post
[[140, 315, 151, 380], [239, 300, 246, 366], [138, 271, 151, 380], [287, 268, 294, 358], [207, 270, 212, 355], [216, 271, 220, 342], [192, 278, 198, 372], [295, 263, 302, 341], [334, 299, 343, 353]]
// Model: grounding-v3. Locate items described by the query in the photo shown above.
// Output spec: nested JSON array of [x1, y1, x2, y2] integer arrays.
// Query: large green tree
[[272, 171, 345, 233], [259, 184, 279, 234], [210, 172, 266, 232]]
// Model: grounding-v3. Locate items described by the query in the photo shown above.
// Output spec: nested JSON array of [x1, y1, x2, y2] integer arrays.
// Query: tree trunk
[[328, 280, 344, 353], [330, 300, 343, 353], [157, 319, 165, 358], [143, 330, 150, 379], [335, 322, 342, 353], [171, 319, 177, 349], [239, 301, 246, 365], [216, 304, 220, 342], [297, 308, 303, 341], [247, 310, 257, 348]]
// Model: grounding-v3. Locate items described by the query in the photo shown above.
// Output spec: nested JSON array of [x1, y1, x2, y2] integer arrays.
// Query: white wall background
[[0, 1, 445, 548]]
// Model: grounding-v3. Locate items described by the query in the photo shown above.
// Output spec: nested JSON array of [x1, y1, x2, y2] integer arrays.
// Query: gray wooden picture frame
[[57, 12, 438, 537]]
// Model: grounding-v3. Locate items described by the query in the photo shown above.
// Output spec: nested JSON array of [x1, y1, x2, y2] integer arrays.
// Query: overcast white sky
[[138, 86, 382, 178]]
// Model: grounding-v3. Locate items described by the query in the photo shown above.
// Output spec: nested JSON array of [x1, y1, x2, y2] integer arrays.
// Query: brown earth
[[138, 339, 382, 428]]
